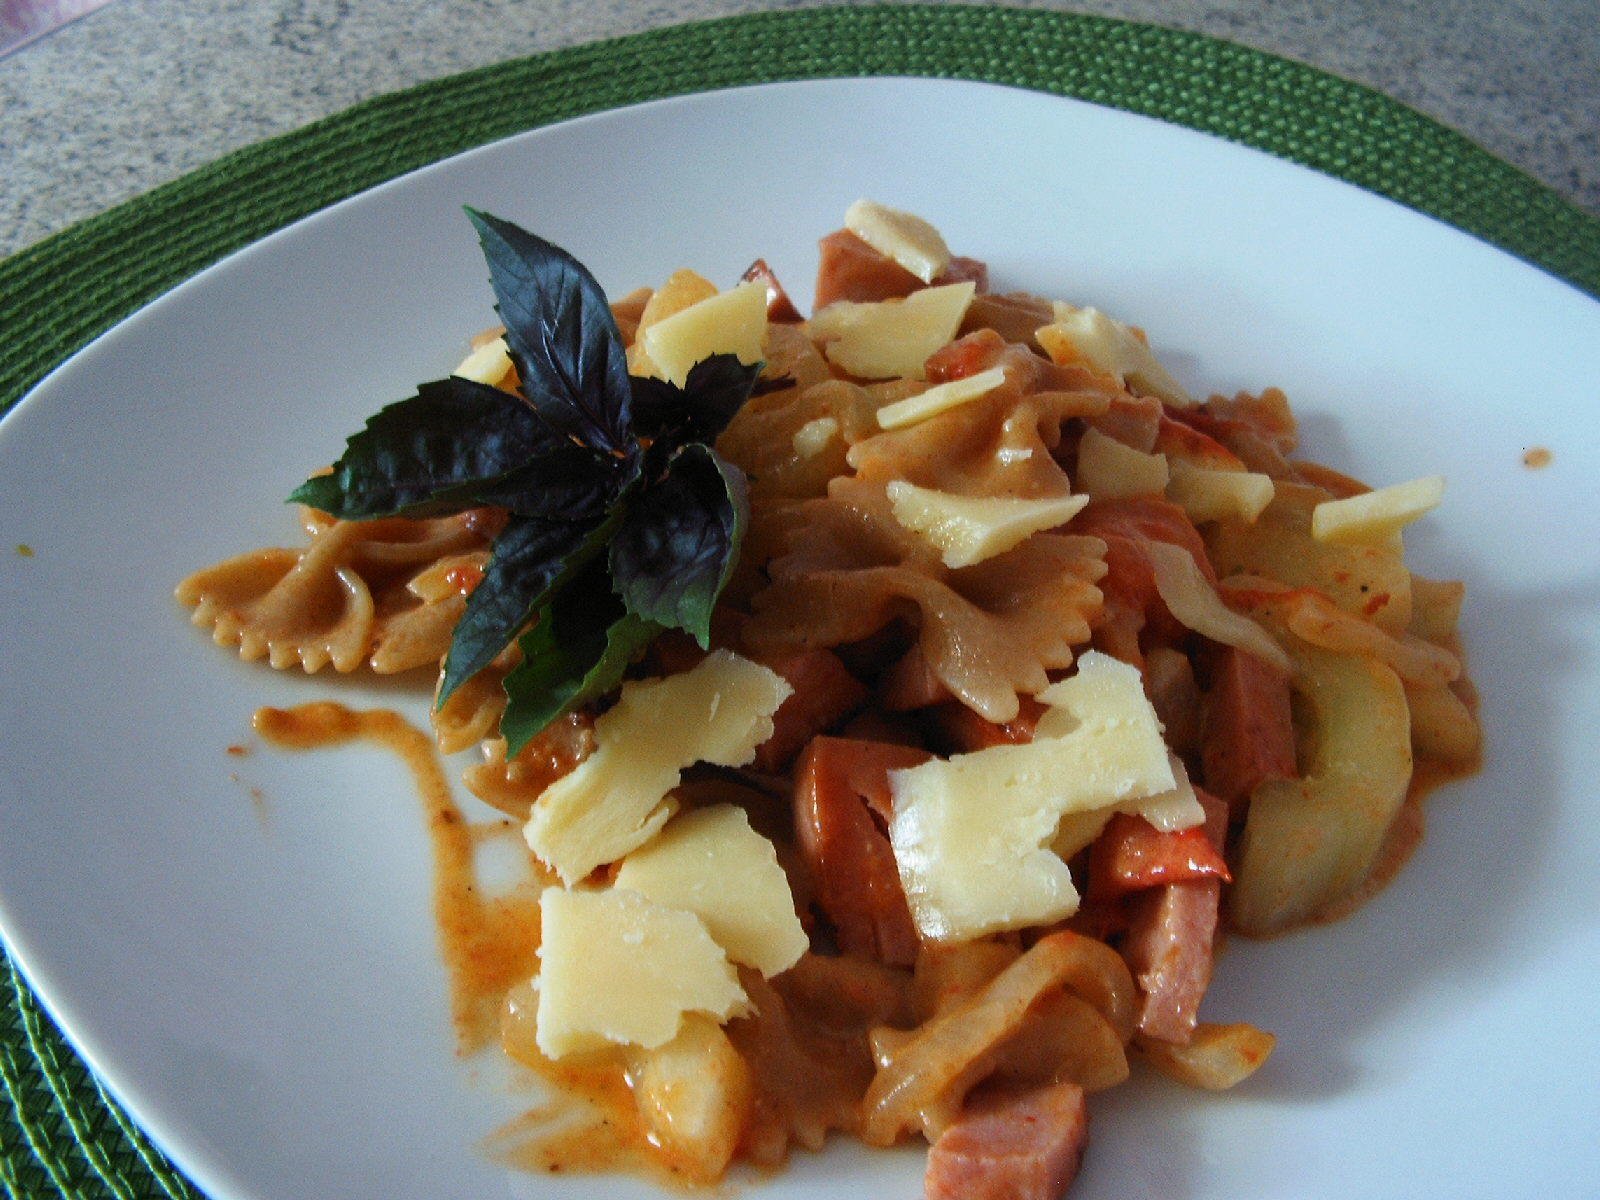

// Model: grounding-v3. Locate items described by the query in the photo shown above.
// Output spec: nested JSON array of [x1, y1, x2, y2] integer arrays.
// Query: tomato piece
[[924, 328, 1007, 383], [1072, 496, 1216, 584], [1153, 413, 1246, 471], [1088, 812, 1231, 898], [740, 257, 805, 324], [1071, 496, 1217, 663]]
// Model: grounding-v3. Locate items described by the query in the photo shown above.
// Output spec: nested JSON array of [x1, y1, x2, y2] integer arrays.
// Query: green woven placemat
[[2, 5, 1597, 1197]]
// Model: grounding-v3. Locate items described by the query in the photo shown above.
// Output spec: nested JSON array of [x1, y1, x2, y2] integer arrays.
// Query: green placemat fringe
[[3, 961, 199, 1199], [2, 5, 1597, 1197]]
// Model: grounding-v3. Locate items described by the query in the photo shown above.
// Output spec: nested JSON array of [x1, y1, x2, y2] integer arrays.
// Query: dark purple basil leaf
[[750, 373, 797, 398], [466, 437, 639, 520], [628, 353, 768, 447], [438, 511, 616, 702], [499, 567, 660, 756], [609, 443, 748, 647], [289, 376, 576, 518], [466, 209, 632, 454]]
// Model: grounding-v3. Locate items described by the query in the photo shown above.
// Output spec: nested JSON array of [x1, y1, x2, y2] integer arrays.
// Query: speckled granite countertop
[[2, 0, 1596, 261]]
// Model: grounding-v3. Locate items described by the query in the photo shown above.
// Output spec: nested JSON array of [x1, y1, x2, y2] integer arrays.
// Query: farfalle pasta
[[178, 510, 494, 673], [743, 473, 1106, 722], [179, 201, 1481, 1200]]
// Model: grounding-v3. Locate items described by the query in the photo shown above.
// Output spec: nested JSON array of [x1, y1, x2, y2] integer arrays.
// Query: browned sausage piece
[[924, 1080, 1089, 1200], [815, 229, 927, 307], [740, 257, 806, 323], [815, 229, 991, 309], [751, 648, 869, 773], [793, 737, 931, 966], [1201, 645, 1297, 812], [1121, 878, 1222, 1045]]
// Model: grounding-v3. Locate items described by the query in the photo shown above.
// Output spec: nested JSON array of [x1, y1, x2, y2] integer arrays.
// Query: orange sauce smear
[[252, 702, 540, 1053], [486, 1021, 691, 1189], [251, 701, 698, 1184]]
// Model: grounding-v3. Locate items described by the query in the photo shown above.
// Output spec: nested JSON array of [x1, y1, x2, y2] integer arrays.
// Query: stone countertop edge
[[0, 0, 1597, 263]]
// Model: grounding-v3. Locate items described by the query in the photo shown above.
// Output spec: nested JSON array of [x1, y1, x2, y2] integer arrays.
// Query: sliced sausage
[[1087, 813, 1230, 898], [924, 1080, 1089, 1200], [940, 254, 990, 293], [958, 290, 1053, 345], [752, 648, 869, 772], [815, 229, 926, 307], [1118, 790, 1229, 1045], [1201, 644, 1297, 811], [1070, 496, 1218, 666], [740, 258, 805, 323], [1121, 879, 1222, 1045], [793, 737, 930, 965], [927, 695, 1045, 753]]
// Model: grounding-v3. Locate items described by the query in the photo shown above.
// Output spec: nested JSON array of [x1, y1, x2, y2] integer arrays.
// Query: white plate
[[2, 77, 1598, 1200]]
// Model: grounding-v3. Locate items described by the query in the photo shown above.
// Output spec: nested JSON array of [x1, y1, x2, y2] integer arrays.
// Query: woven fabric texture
[[2, 5, 1597, 1197]]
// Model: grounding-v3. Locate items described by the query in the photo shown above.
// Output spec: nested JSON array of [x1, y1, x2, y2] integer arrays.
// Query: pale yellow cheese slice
[[639, 280, 768, 387], [524, 651, 792, 884], [1075, 425, 1171, 499], [875, 366, 1008, 430], [639, 269, 720, 329], [888, 652, 1175, 942], [1135, 755, 1209, 832], [845, 198, 953, 283], [1051, 754, 1206, 859], [809, 282, 976, 380], [885, 480, 1089, 569], [452, 336, 512, 386], [1039, 304, 1194, 406], [1167, 458, 1276, 523], [614, 804, 808, 978], [791, 416, 840, 459], [534, 887, 746, 1059], [627, 270, 719, 379], [1311, 475, 1445, 544]]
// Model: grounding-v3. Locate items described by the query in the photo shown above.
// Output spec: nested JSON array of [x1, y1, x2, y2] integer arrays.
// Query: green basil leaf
[[499, 571, 661, 756], [288, 376, 581, 519], [609, 443, 748, 648], [466, 209, 633, 454], [438, 511, 616, 702], [629, 353, 767, 447]]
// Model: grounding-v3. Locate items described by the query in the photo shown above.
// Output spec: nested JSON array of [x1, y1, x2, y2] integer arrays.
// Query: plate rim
[[3, 42, 1600, 1200]]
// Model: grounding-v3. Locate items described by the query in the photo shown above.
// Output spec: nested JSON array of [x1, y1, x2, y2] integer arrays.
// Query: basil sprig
[[290, 209, 767, 754]]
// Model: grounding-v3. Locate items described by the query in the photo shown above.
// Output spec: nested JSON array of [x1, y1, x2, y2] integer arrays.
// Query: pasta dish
[[177, 201, 1480, 1198]]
